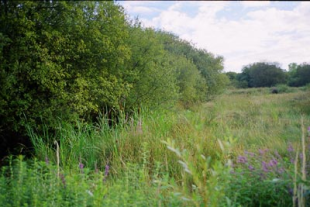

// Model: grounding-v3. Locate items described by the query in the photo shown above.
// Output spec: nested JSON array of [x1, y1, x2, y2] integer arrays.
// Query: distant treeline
[[0, 1, 228, 154], [225, 62, 310, 88]]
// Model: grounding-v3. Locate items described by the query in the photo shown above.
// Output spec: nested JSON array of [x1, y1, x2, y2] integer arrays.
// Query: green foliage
[[273, 84, 297, 94], [288, 63, 310, 87], [239, 62, 287, 88], [3, 1, 310, 205], [290, 91, 310, 115], [225, 72, 239, 88], [0, 1, 227, 153], [157, 31, 228, 100], [162, 136, 235, 206], [230, 62, 309, 89], [227, 150, 293, 206], [170, 54, 207, 107], [0, 1, 130, 133], [123, 23, 179, 110], [302, 83, 310, 91], [0, 156, 182, 207], [2, 89, 310, 206]]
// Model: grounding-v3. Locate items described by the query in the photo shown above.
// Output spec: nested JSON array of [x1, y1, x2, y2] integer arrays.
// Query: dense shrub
[[0, 1, 226, 155]]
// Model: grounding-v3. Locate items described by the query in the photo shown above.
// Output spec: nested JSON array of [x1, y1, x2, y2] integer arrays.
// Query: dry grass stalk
[[54, 140, 60, 177], [293, 146, 299, 207], [299, 117, 306, 207], [294, 117, 307, 207]]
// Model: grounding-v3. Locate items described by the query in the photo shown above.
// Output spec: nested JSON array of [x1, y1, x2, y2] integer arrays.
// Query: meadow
[[1, 87, 310, 207]]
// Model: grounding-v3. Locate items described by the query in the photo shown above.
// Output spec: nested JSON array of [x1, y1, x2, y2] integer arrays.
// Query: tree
[[288, 63, 310, 87], [122, 22, 178, 111], [239, 62, 286, 87], [225, 72, 241, 88], [0, 1, 230, 157], [156, 30, 227, 100]]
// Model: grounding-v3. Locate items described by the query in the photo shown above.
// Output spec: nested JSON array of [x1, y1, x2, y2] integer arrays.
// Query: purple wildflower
[[259, 149, 268, 156], [268, 158, 278, 167], [105, 165, 110, 177], [103, 164, 110, 182], [262, 161, 269, 172], [248, 165, 255, 171], [287, 144, 294, 152], [79, 162, 84, 173], [237, 156, 247, 164]]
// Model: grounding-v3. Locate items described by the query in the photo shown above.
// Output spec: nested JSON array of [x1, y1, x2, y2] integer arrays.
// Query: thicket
[[0, 1, 227, 156], [288, 63, 310, 87], [226, 62, 310, 89]]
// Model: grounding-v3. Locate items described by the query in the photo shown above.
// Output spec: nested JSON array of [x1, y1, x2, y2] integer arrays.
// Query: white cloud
[[241, 1, 270, 8], [120, 1, 310, 72], [120, 1, 161, 17]]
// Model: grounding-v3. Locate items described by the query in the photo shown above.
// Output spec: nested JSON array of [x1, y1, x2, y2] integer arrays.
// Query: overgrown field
[[1, 87, 310, 206]]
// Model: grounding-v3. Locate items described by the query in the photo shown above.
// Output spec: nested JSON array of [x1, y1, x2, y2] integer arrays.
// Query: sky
[[116, 1, 310, 73]]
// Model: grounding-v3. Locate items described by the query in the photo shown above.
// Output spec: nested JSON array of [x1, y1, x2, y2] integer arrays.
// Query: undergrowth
[[1, 88, 310, 206]]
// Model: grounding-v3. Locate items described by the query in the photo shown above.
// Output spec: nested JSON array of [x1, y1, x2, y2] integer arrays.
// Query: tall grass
[[0, 155, 183, 207], [1, 87, 310, 206]]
